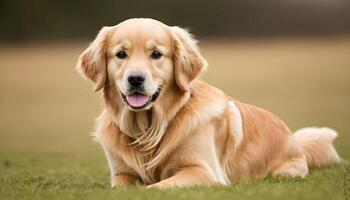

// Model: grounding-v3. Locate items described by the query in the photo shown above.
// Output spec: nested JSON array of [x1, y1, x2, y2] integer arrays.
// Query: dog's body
[[77, 18, 341, 188]]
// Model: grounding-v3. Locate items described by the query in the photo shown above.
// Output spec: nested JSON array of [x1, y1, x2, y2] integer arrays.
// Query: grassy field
[[0, 37, 349, 200]]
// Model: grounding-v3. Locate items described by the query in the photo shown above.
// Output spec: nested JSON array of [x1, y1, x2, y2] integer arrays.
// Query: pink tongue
[[126, 93, 148, 107]]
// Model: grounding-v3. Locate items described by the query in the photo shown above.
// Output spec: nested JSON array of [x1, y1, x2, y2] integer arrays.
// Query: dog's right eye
[[116, 51, 127, 59]]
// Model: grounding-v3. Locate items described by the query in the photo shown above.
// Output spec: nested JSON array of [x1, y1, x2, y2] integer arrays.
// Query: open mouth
[[121, 88, 161, 109]]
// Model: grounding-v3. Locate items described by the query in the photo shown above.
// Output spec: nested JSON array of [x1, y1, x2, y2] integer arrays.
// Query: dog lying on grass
[[76, 18, 342, 188]]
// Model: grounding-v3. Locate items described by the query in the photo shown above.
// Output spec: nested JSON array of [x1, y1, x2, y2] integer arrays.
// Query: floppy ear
[[76, 26, 112, 92], [171, 27, 208, 92]]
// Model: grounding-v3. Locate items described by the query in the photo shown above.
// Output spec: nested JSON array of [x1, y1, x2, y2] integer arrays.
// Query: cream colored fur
[[294, 127, 341, 167], [76, 18, 342, 188]]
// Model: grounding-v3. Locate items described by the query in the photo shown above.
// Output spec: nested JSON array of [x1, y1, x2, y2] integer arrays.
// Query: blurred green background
[[0, 1, 349, 200]]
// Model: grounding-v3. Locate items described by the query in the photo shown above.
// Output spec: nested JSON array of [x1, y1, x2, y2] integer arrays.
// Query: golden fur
[[76, 18, 342, 188]]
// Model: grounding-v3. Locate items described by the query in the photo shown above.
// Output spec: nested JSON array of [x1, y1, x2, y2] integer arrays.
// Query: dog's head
[[76, 18, 207, 112]]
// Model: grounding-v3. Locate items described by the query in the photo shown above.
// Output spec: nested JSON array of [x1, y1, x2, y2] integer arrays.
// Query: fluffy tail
[[294, 127, 342, 168]]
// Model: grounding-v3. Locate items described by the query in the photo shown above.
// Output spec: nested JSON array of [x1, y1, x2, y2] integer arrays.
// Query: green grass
[[1, 38, 350, 199]]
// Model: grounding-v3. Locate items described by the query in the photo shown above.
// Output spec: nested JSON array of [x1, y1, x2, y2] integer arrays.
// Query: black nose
[[127, 72, 145, 87]]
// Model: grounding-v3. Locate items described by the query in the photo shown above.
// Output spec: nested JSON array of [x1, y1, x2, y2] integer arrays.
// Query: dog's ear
[[171, 27, 208, 92], [76, 26, 112, 92]]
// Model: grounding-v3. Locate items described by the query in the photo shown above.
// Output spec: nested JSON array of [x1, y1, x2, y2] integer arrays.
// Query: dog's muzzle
[[121, 88, 161, 110]]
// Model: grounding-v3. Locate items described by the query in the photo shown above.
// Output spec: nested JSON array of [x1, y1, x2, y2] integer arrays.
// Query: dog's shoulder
[[188, 80, 228, 119]]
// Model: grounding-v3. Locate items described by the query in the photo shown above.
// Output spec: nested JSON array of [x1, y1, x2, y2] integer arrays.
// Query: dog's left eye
[[150, 51, 162, 59]]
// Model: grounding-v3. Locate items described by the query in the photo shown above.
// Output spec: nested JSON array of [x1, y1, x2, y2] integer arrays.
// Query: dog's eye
[[116, 51, 127, 59], [150, 51, 162, 59]]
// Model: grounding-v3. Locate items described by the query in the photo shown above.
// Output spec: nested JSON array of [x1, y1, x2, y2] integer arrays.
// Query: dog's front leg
[[112, 173, 142, 187], [147, 165, 216, 189], [103, 147, 142, 187]]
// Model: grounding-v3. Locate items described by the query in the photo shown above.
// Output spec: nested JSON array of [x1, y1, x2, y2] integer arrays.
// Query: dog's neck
[[103, 84, 190, 153]]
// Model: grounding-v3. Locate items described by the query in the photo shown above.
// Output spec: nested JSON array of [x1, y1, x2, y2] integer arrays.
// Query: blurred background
[[0, 0, 349, 198], [1, 0, 350, 40]]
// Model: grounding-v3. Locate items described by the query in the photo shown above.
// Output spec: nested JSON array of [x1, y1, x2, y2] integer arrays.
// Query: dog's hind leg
[[271, 135, 309, 177], [272, 156, 309, 177]]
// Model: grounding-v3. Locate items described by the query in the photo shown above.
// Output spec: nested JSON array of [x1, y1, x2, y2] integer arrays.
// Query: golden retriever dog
[[76, 18, 342, 188]]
